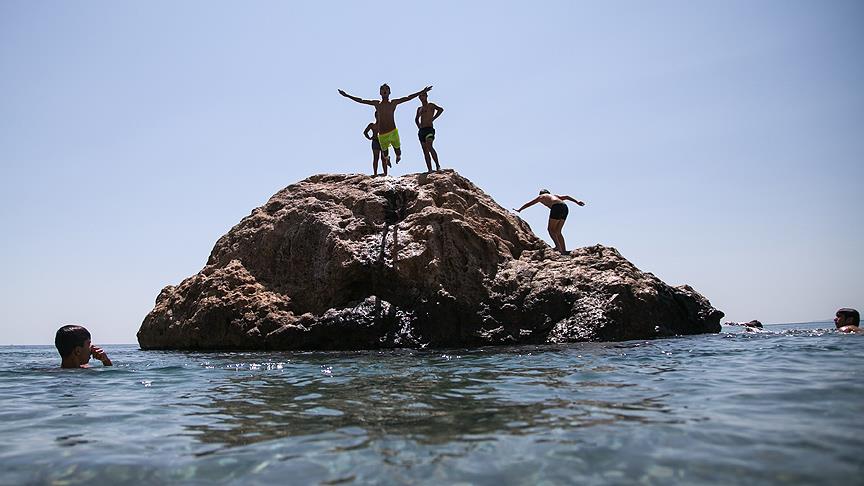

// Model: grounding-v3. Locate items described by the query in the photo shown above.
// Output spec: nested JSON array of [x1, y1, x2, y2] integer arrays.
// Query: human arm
[[338, 89, 377, 106], [515, 196, 542, 213], [559, 195, 585, 206], [90, 344, 112, 366], [415, 107, 422, 128], [432, 103, 444, 121], [364, 123, 374, 140], [393, 85, 433, 105]]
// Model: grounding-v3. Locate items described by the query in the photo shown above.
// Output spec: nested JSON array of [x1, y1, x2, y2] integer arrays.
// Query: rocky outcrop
[[724, 319, 763, 329], [137, 170, 723, 350]]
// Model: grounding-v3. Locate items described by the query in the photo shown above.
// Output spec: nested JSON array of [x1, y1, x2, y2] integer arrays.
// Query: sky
[[1, 1, 861, 344]]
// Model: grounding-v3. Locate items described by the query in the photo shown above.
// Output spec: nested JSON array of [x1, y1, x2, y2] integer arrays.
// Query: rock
[[724, 319, 763, 329], [137, 170, 723, 350]]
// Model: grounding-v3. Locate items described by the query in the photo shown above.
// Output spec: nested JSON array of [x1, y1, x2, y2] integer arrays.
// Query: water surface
[[1, 322, 862, 484]]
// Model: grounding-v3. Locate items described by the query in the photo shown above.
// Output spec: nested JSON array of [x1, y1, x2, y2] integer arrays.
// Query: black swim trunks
[[371, 136, 381, 150], [418, 127, 435, 142], [549, 203, 569, 220]]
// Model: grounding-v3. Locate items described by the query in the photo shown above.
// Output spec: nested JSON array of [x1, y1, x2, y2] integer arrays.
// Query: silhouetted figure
[[415, 92, 444, 172], [364, 113, 390, 176], [339, 84, 432, 168], [516, 189, 585, 255], [835, 308, 862, 334]]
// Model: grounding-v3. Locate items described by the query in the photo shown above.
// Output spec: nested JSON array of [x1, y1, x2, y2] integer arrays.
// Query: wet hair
[[55, 325, 90, 358], [539, 189, 550, 195], [836, 308, 860, 327], [380, 83, 390, 91]]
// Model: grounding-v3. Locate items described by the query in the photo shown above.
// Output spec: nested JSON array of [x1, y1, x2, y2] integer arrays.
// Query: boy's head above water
[[55, 325, 112, 368]]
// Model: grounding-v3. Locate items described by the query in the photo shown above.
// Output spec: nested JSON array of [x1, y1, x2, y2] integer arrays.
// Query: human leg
[[547, 219, 562, 252], [555, 219, 567, 254], [421, 141, 433, 172], [372, 148, 381, 176], [428, 140, 440, 170]]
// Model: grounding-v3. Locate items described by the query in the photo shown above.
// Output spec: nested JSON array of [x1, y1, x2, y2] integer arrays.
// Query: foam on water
[[0, 322, 862, 484]]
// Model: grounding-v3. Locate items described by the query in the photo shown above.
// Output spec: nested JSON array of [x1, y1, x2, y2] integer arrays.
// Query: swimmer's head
[[835, 308, 860, 328], [539, 189, 550, 195], [55, 325, 91, 359]]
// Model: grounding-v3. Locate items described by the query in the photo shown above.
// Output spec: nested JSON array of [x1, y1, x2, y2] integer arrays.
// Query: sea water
[[1, 322, 861, 485]]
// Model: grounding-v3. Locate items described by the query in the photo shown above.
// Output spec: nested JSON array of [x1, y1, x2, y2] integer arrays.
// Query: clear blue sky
[[1, 1, 861, 344]]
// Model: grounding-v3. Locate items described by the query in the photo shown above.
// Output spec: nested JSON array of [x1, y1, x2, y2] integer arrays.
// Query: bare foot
[[395, 154, 401, 164]]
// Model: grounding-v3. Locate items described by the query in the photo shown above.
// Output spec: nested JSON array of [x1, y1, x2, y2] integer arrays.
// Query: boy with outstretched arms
[[415, 92, 444, 172], [516, 190, 586, 255], [55, 325, 112, 369], [339, 84, 432, 167]]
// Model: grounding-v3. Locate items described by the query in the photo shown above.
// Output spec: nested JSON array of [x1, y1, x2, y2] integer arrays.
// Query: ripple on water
[[0, 325, 862, 484]]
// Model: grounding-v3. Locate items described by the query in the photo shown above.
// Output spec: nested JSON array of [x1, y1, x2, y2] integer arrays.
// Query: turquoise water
[[1, 322, 861, 484]]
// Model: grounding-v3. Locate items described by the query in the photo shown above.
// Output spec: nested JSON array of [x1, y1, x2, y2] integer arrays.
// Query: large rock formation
[[138, 170, 723, 350]]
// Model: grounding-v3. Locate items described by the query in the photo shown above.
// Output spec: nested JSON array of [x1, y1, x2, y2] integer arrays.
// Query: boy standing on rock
[[415, 92, 444, 172], [339, 84, 432, 168], [363, 113, 390, 176], [515, 190, 586, 255]]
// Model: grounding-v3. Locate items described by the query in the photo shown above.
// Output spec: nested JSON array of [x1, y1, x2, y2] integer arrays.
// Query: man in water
[[415, 92, 444, 172], [339, 84, 432, 167], [515, 189, 585, 255], [834, 308, 862, 334], [55, 325, 113, 368]]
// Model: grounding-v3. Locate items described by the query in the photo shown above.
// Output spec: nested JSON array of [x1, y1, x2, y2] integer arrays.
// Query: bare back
[[538, 193, 565, 208]]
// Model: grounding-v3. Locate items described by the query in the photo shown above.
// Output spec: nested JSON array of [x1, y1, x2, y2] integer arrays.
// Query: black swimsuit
[[549, 203, 569, 220], [371, 136, 381, 150], [418, 126, 435, 142]]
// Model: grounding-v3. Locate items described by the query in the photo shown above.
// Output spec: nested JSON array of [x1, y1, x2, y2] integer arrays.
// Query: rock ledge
[[137, 170, 723, 350]]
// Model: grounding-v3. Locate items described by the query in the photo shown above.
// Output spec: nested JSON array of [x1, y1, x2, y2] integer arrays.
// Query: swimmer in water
[[55, 325, 112, 368], [515, 189, 586, 255], [834, 308, 862, 334]]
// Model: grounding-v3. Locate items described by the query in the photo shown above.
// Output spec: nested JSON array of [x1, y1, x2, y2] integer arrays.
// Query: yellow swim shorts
[[377, 128, 401, 152]]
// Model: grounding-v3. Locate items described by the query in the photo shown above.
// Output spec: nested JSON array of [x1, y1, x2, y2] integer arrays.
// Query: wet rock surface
[[725, 319, 763, 329], [138, 170, 723, 350]]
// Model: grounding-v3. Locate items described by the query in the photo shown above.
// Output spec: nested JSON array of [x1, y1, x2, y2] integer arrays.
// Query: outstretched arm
[[559, 195, 586, 206], [393, 85, 433, 105], [515, 196, 542, 213], [364, 123, 374, 140], [338, 89, 377, 105]]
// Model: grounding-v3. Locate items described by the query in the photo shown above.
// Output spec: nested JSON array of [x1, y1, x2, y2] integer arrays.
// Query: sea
[[1, 322, 861, 485]]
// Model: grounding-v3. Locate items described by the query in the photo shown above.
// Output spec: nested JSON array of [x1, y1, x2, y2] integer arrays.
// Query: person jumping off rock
[[516, 189, 586, 255], [339, 84, 432, 169]]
